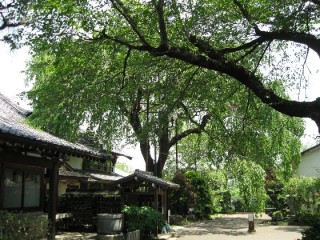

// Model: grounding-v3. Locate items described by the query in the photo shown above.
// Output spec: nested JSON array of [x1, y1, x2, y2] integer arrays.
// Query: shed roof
[[301, 143, 320, 155], [0, 93, 111, 160], [112, 169, 179, 189]]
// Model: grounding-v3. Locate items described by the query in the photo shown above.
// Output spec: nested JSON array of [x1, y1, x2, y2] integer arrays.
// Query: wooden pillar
[[0, 163, 4, 208], [154, 186, 158, 211], [48, 161, 59, 240], [163, 189, 168, 221]]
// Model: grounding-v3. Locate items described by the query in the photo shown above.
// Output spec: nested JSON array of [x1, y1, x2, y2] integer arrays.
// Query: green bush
[[301, 214, 320, 240], [185, 170, 214, 219], [0, 211, 49, 240], [122, 205, 166, 240], [292, 210, 320, 225], [168, 172, 195, 216], [272, 210, 284, 222], [284, 177, 320, 215], [266, 181, 287, 213]]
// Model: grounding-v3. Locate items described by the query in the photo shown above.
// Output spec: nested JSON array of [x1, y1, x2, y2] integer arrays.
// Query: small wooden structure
[[112, 170, 179, 220]]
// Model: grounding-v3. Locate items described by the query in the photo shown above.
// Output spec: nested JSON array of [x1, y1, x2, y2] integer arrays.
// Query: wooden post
[[0, 163, 4, 208], [154, 186, 159, 211], [163, 190, 168, 221], [48, 161, 59, 240], [248, 213, 255, 233]]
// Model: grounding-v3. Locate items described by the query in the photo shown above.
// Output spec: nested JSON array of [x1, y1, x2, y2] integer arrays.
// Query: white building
[[297, 144, 320, 177]]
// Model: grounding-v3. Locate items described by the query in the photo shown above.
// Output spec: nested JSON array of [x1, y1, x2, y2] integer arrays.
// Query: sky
[[1, 40, 320, 171], [0, 41, 145, 171]]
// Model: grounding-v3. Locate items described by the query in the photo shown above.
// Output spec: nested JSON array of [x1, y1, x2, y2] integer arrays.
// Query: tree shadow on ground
[[174, 216, 253, 236], [173, 214, 303, 237]]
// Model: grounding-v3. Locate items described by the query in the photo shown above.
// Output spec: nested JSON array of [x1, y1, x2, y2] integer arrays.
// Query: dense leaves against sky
[[1, 0, 313, 175]]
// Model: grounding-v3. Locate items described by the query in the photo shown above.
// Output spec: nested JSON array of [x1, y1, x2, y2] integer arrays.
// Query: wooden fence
[[126, 230, 140, 240]]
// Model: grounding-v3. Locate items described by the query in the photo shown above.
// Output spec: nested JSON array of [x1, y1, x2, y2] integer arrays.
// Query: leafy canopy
[[1, 0, 310, 175]]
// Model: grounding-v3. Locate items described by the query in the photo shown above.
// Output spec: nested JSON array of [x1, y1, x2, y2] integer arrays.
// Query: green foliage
[[122, 205, 166, 240], [284, 177, 320, 215], [203, 170, 233, 213], [265, 177, 288, 216], [115, 162, 133, 173], [293, 210, 320, 225], [169, 170, 216, 218], [302, 226, 320, 240], [228, 160, 267, 213], [168, 172, 195, 216], [185, 170, 214, 218], [3, 0, 307, 179], [301, 213, 320, 240], [272, 210, 284, 222], [18, 0, 305, 178], [0, 211, 49, 240]]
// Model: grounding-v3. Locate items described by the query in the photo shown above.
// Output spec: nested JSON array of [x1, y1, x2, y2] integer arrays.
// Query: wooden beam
[[0, 151, 54, 169], [47, 161, 59, 240], [154, 187, 159, 211]]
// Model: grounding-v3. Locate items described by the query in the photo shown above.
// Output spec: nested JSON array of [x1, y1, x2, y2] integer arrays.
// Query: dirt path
[[56, 213, 307, 239], [171, 213, 306, 240]]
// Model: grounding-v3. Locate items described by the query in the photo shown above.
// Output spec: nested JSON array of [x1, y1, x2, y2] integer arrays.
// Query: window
[[3, 168, 41, 210], [82, 159, 113, 172]]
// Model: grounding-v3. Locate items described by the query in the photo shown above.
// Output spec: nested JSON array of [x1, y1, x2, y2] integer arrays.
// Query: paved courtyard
[[170, 213, 306, 240], [55, 213, 306, 239]]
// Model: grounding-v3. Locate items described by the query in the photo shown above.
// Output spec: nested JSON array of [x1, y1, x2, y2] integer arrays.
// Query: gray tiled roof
[[0, 93, 109, 160], [113, 169, 180, 189], [59, 168, 89, 179]]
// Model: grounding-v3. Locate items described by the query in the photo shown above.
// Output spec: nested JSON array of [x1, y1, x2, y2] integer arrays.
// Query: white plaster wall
[[58, 182, 68, 196], [297, 147, 320, 177], [68, 156, 83, 170], [58, 181, 80, 196]]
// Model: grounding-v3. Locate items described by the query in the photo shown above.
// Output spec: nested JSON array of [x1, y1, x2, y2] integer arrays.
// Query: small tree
[[227, 159, 267, 213], [122, 205, 166, 240], [284, 177, 320, 216], [185, 170, 214, 219], [168, 172, 195, 216], [169, 170, 214, 219]]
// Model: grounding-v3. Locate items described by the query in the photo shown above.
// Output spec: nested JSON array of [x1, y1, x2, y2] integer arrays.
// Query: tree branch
[[152, 0, 168, 50], [169, 103, 210, 148], [97, 28, 320, 133], [220, 37, 265, 54], [233, 0, 320, 57], [255, 30, 320, 57], [109, 0, 151, 47]]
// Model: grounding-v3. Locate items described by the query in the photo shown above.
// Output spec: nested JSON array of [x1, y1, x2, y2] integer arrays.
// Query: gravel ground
[[170, 213, 306, 240], [55, 213, 307, 239]]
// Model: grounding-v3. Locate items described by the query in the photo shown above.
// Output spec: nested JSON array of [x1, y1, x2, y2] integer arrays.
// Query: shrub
[[292, 210, 320, 225], [301, 214, 320, 240], [272, 210, 284, 222], [302, 226, 320, 240], [185, 170, 214, 219], [122, 205, 166, 240], [265, 181, 287, 213], [168, 172, 195, 216], [284, 177, 320, 215], [0, 211, 49, 240]]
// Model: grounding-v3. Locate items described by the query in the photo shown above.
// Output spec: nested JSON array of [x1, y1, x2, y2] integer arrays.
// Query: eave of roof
[[301, 143, 320, 155], [113, 169, 180, 189], [0, 93, 114, 160]]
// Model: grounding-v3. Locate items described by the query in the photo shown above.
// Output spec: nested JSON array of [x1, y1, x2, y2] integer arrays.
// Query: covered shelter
[[112, 169, 179, 220]]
